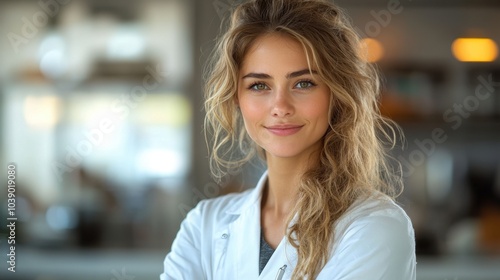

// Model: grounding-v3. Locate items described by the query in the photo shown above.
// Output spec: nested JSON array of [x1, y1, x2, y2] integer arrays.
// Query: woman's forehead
[[239, 34, 313, 76]]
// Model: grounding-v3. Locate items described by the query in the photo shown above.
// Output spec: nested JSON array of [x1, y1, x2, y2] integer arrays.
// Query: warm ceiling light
[[452, 38, 498, 62], [359, 38, 384, 63], [24, 95, 61, 129]]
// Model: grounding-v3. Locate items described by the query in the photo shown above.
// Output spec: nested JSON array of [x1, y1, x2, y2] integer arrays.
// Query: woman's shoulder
[[197, 188, 255, 214], [185, 187, 256, 226], [325, 192, 416, 277], [350, 192, 410, 220], [335, 192, 414, 240], [323, 194, 416, 279]]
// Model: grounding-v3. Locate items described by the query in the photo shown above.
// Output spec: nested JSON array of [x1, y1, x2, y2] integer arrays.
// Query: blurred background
[[0, 0, 499, 279]]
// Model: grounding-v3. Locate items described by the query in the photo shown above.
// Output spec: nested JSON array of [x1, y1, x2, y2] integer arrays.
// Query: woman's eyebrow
[[286, 69, 317, 79], [241, 69, 318, 80], [241, 72, 271, 79]]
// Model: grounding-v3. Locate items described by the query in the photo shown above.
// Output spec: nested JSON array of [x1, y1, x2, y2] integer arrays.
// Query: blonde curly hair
[[204, 0, 403, 278]]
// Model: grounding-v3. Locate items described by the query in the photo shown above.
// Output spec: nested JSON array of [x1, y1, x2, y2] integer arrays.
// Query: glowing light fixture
[[452, 38, 498, 62], [359, 38, 384, 63], [24, 95, 61, 129], [38, 33, 67, 78]]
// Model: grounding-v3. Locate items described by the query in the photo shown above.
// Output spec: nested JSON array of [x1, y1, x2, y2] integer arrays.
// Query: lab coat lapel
[[229, 202, 261, 279], [222, 172, 268, 279], [257, 232, 298, 279], [258, 211, 300, 279]]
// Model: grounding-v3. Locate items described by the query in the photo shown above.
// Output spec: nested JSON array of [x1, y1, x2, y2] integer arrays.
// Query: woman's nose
[[271, 89, 294, 117]]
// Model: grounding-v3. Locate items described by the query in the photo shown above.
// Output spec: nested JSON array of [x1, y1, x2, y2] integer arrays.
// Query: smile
[[265, 125, 304, 136]]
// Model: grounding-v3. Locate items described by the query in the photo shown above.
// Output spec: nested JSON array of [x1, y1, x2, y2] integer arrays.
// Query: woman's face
[[237, 33, 331, 162]]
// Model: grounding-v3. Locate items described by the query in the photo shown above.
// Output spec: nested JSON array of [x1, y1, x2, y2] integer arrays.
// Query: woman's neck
[[263, 153, 317, 216]]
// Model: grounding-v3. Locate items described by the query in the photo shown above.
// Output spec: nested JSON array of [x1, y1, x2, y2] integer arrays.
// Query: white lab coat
[[161, 171, 416, 280]]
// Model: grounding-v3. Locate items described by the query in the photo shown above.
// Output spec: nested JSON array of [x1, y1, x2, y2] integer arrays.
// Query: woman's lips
[[265, 125, 303, 136]]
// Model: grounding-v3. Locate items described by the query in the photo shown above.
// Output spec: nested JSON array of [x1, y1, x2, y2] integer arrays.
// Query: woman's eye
[[250, 83, 268, 91], [296, 81, 315, 89]]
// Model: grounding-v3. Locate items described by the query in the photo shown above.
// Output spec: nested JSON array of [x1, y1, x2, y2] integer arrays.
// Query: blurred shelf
[[0, 247, 165, 280], [417, 256, 500, 280]]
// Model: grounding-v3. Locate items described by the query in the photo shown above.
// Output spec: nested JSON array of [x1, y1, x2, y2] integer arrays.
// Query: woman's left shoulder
[[354, 192, 410, 220], [322, 194, 416, 279], [320, 192, 416, 279], [336, 192, 414, 240]]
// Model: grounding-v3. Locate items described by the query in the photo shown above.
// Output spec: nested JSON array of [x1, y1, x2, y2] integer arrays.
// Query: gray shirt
[[259, 230, 275, 274]]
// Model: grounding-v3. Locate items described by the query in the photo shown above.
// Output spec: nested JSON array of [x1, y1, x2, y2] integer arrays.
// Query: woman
[[161, 0, 416, 279]]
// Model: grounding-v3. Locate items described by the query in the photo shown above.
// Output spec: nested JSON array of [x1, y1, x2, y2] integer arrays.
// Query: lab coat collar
[[225, 170, 268, 215], [223, 170, 298, 279]]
